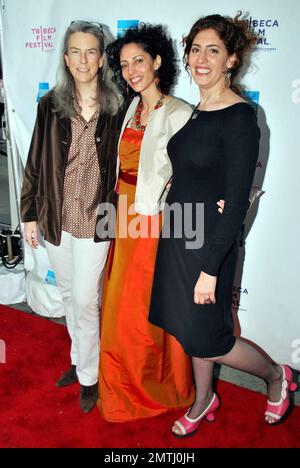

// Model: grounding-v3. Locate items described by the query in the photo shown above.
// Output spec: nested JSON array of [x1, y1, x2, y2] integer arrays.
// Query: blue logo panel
[[37, 82, 50, 102], [117, 20, 139, 38], [244, 91, 260, 113], [45, 269, 57, 286]]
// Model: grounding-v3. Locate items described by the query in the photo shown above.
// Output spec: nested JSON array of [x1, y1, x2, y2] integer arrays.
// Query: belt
[[119, 170, 137, 186]]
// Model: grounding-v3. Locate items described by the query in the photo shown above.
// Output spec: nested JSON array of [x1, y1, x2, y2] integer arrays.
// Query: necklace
[[192, 90, 226, 119], [191, 106, 201, 119], [135, 95, 165, 132]]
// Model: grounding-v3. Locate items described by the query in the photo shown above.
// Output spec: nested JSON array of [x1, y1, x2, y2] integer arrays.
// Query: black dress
[[149, 103, 260, 358]]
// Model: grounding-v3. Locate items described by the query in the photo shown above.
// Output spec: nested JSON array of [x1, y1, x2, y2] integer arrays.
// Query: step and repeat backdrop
[[1, 0, 300, 368]]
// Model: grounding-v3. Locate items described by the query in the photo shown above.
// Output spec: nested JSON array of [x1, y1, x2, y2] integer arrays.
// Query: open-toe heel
[[172, 393, 220, 438], [265, 364, 297, 425]]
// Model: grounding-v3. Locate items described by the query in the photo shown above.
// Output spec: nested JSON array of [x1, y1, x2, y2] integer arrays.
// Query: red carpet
[[0, 305, 299, 448]]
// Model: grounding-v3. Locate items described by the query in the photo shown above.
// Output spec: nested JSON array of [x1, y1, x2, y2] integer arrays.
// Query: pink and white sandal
[[172, 393, 220, 438], [265, 364, 298, 425]]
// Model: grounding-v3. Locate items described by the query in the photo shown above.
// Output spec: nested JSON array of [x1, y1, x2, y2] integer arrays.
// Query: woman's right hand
[[166, 178, 173, 192], [23, 221, 39, 249]]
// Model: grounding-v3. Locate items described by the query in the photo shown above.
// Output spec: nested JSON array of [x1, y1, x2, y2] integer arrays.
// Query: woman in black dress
[[149, 13, 297, 437]]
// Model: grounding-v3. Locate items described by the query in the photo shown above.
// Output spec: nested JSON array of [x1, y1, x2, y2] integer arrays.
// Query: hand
[[23, 221, 39, 249], [194, 271, 217, 305], [217, 199, 225, 214], [166, 177, 173, 192]]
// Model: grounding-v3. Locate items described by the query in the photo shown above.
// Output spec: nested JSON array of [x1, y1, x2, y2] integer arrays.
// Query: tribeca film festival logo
[[0, 339, 6, 364], [25, 26, 57, 51], [248, 16, 279, 52], [232, 285, 248, 311]]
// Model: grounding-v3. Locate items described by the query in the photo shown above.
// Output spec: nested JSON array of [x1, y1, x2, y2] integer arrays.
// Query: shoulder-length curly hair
[[106, 23, 178, 96], [53, 20, 123, 117], [183, 12, 258, 95]]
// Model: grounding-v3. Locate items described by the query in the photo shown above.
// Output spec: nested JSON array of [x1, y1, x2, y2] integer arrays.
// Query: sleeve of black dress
[[201, 105, 260, 276]]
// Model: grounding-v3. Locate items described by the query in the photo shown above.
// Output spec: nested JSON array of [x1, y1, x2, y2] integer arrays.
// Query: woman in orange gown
[[97, 24, 195, 422]]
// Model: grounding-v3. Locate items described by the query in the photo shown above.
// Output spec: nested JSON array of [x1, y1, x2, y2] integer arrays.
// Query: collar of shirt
[[73, 97, 100, 125]]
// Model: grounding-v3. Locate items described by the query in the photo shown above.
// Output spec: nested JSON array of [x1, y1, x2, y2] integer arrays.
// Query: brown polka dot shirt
[[61, 100, 101, 238]]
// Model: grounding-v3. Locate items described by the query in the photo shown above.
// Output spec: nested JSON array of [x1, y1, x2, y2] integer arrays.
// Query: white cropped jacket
[[116, 96, 193, 215]]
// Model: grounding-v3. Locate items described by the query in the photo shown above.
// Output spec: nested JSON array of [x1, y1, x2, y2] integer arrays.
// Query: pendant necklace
[[192, 90, 225, 119], [191, 104, 201, 119]]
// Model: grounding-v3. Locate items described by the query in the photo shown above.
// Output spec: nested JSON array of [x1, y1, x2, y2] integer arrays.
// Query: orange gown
[[98, 127, 194, 422]]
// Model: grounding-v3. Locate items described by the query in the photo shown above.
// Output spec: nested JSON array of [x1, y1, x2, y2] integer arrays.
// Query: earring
[[126, 83, 129, 95], [225, 69, 232, 88]]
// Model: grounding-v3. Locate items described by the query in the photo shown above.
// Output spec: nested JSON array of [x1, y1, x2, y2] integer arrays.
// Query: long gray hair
[[53, 21, 123, 117]]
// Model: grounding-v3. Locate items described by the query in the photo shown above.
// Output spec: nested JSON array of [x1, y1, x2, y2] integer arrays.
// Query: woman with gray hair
[[20, 20, 128, 413]]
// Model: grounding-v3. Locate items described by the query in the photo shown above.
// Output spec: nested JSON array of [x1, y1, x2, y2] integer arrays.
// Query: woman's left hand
[[194, 271, 217, 305]]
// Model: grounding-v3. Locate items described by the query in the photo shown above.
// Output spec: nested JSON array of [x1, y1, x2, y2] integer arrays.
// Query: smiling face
[[64, 32, 103, 86], [188, 28, 236, 91], [120, 42, 161, 94]]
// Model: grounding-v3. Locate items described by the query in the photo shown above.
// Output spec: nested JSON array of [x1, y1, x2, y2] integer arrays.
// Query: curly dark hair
[[106, 23, 178, 96], [183, 12, 258, 94]]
